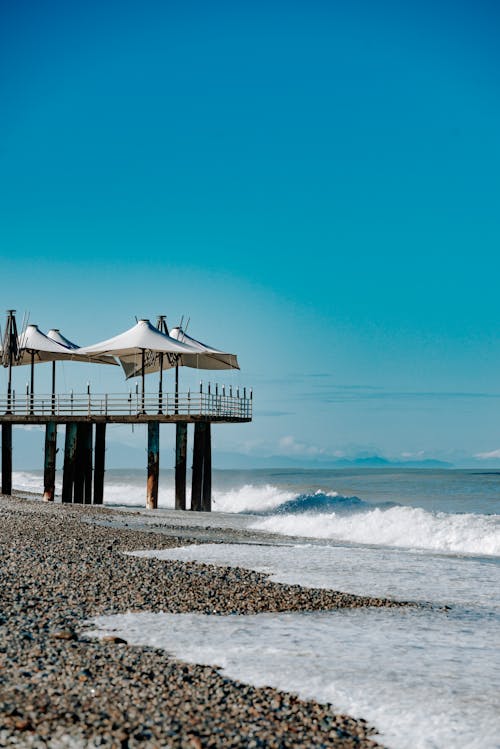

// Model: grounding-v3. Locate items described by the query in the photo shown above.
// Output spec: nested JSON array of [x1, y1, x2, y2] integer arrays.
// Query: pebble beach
[[0, 496, 410, 748]]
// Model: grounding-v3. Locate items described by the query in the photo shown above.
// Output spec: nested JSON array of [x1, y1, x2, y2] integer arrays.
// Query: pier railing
[[0, 391, 252, 419]]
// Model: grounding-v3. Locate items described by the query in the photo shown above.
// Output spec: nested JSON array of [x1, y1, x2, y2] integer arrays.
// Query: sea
[[14, 468, 500, 749]]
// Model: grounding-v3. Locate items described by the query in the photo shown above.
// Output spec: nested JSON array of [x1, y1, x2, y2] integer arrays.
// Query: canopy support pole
[[141, 349, 145, 413], [146, 421, 159, 509], [1, 423, 12, 495], [175, 422, 187, 510], [30, 350, 35, 415], [175, 365, 179, 415], [51, 362, 56, 415], [93, 424, 106, 505], [43, 422, 57, 502], [158, 354, 164, 414], [6, 312, 16, 414]]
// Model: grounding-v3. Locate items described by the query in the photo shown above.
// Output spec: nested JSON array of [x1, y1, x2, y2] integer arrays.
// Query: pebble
[[0, 494, 409, 747]]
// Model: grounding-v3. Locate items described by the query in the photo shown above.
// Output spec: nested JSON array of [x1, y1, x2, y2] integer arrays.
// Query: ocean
[[14, 468, 500, 749]]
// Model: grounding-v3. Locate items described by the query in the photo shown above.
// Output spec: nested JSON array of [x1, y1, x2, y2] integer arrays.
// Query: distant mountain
[[213, 452, 452, 470], [8, 428, 453, 471]]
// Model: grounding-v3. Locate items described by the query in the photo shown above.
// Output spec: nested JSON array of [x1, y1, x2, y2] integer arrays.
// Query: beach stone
[[101, 636, 128, 645], [51, 630, 77, 641], [0, 495, 408, 748]]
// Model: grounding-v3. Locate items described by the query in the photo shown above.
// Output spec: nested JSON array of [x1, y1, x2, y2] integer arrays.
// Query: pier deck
[[0, 392, 251, 424]]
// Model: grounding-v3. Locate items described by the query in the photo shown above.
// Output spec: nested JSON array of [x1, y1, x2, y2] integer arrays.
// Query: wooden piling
[[1, 423, 12, 496], [62, 423, 77, 503], [84, 424, 93, 504], [93, 423, 106, 505], [146, 421, 159, 510], [191, 421, 206, 511], [42, 422, 57, 502], [175, 422, 187, 510], [73, 424, 86, 503], [201, 423, 212, 512]]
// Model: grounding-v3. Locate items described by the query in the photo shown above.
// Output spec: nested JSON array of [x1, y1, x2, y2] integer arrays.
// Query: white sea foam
[[212, 483, 295, 513], [126, 541, 500, 609], [85, 608, 500, 749], [250, 505, 500, 556], [11, 472, 295, 512]]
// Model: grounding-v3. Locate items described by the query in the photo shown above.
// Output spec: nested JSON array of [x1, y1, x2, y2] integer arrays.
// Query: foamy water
[[15, 468, 500, 748], [251, 505, 500, 556], [86, 607, 500, 749]]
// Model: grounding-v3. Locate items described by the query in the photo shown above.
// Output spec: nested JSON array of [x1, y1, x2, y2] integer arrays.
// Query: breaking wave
[[250, 505, 500, 557]]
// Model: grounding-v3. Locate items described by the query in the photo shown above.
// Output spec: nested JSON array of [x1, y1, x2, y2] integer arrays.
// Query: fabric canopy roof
[[47, 328, 117, 366], [119, 325, 239, 379], [47, 328, 79, 349], [78, 319, 196, 361], [15, 324, 75, 365], [170, 327, 239, 371]]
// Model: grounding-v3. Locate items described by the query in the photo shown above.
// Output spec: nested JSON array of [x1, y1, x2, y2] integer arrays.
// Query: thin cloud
[[474, 449, 500, 460]]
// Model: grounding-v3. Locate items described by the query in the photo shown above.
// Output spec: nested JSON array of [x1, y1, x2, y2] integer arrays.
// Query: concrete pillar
[[93, 423, 106, 505], [84, 424, 93, 504], [146, 421, 159, 509], [43, 422, 57, 502], [62, 423, 77, 503], [201, 423, 211, 512], [1, 423, 12, 496], [191, 422, 206, 512], [73, 424, 86, 504], [175, 422, 187, 510]]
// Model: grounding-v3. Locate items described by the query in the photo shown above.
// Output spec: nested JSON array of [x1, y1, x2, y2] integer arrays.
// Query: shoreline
[[0, 495, 408, 747]]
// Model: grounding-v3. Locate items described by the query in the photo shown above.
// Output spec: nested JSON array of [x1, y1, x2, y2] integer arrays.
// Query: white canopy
[[47, 328, 117, 366], [78, 319, 196, 362], [171, 327, 239, 371], [16, 325, 75, 365], [119, 325, 239, 379], [47, 328, 79, 350]]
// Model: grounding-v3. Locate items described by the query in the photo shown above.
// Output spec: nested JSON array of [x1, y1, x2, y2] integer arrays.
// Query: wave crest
[[250, 505, 500, 557]]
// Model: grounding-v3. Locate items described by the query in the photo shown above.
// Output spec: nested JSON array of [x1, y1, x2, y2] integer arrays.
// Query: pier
[[0, 389, 251, 509], [1, 312, 251, 509]]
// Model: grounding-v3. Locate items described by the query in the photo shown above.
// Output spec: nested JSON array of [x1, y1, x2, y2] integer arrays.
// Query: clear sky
[[1, 0, 500, 466]]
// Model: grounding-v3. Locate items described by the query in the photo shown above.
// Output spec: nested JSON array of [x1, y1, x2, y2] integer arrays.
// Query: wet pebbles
[[0, 496, 405, 747]]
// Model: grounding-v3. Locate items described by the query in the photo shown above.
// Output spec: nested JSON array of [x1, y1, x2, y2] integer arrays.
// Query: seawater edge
[[0, 493, 406, 748]]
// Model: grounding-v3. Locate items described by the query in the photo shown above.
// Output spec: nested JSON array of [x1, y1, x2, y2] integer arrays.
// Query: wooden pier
[[0, 390, 252, 510]]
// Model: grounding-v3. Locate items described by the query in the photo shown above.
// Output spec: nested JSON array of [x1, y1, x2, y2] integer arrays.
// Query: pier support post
[[175, 423, 187, 510], [94, 423, 106, 505], [84, 424, 93, 504], [43, 422, 57, 502], [1, 423, 12, 496], [73, 424, 86, 503], [146, 421, 160, 510], [191, 422, 206, 511], [201, 423, 212, 512], [62, 423, 77, 503]]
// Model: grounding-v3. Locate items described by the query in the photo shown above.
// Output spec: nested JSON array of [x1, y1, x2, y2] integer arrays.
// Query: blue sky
[[1, 0, 500, 466]]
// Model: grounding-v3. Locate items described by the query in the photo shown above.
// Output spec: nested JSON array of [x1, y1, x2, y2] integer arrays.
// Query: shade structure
[[78, 319, 196, 360], [16, 324, 75, 365], [47, 328, 79, 349], [3, 324, 118, 411], [8, 324, 79, 411], [47, 329, 118, 365], [120, 325, 239, 379], [171, 326, 239, 371], [78, 319, 198, 409]]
